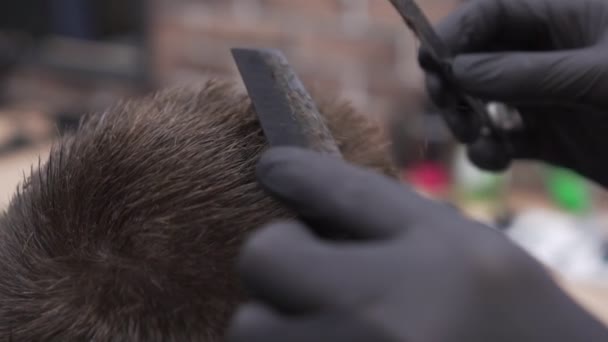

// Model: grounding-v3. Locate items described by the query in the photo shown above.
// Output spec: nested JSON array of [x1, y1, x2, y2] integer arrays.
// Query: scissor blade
[[388, 0, 486, 143], [389, 0, 451, 62], [231, 48, 341, 156]]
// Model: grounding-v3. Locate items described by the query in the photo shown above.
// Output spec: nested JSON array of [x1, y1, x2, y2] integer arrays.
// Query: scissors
[[388, 0, 524, 171]]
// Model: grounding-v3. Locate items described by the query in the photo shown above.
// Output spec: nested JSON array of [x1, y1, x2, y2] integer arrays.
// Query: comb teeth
[[231, 48, 342, 157]]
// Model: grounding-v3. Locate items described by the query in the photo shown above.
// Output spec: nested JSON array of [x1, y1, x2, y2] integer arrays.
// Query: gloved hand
[[420, 0, 608, 186], [227, 147, 608, 342]]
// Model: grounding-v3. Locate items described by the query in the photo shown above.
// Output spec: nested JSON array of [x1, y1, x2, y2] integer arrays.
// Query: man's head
[[0, 80, 396, 341]]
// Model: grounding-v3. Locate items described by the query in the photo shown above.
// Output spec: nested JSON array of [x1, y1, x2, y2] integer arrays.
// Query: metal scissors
[[389, 0, 524, 171]]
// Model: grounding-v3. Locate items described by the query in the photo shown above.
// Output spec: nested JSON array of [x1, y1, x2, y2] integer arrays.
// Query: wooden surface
[[559, 277, 608, 326]]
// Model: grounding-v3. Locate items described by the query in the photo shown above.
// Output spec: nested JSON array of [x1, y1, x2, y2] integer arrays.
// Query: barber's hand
[[421, 0, 608, 186], [227, 147, 608, 342]]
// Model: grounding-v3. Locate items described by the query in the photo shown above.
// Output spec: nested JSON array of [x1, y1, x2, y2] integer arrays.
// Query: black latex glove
[[420, 0, 608, 186], [227, 147, 608, 342]]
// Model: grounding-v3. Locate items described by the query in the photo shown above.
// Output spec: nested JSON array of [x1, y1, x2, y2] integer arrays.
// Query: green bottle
[[546, 167, 591, 215]]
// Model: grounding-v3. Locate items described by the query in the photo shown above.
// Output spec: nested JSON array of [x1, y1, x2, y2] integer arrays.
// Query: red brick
[[154, 10, 290, 78], [164, 66, 231, 87], [366, 65, 408, 98], [172, 36, 247, 74], [260, 0, 342, 20], [299, 71, 343, 98], [232, 0, 263, 21], [152, 16, 186, 71], [365, 96, 398, 121], [176, 10, 286, 44], [292, 32, 397, 68], [150, 0, 428, 121], [183, 0, 234, 13], [423, 1, 461, 23], [339, 0, 370, 31], [368, 0, 460, 27], [368, 0, 405, 27]]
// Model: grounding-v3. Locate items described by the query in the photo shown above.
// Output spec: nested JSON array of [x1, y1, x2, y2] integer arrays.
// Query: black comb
[[232, 48, 342, 157]]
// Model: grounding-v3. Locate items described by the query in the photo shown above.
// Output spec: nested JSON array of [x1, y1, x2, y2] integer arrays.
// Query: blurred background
[[0, 0, 608, 324]]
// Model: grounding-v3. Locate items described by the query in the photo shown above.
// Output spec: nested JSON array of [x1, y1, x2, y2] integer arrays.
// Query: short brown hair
[[0, 80, 395, 341]]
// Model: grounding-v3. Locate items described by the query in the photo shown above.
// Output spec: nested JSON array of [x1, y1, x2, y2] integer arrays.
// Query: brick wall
[[152, 0, 460, 119]]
